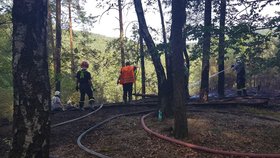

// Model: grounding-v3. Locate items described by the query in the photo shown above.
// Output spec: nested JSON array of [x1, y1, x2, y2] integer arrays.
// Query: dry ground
[[1, 98, 280, 158]]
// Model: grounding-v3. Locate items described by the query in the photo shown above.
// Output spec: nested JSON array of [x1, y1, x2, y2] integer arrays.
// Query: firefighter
[[51, 91, 64, 111], [117, 61, 137, 103], [231, 56, 247, 96], [76, 61, 95, 110]]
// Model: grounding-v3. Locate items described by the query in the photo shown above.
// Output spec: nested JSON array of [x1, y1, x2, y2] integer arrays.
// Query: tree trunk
[[200, 0, 212, 102], [170, 0, 188, 139], [118, 0, 125, 66], [139, 30, 146, 98], [10, 0, 50, 157], [183, 36, 190, 98], [158, 0, 170, 81], [68, 0, 76, 79], [158, 0, 173, 116], [55, 0, 62, 91], [48, 1, 55, 73], [218, 0, 226, 98], [134, 0, 168, 113]]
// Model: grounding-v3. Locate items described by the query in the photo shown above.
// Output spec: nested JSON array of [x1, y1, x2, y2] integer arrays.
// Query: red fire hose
[[141, 112, 280, 158]]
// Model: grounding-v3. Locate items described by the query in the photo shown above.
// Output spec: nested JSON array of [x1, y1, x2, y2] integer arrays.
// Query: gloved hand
[[76, 85, 79, 91]]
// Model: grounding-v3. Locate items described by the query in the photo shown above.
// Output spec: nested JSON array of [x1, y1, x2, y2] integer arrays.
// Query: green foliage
[[0, 21, 12, 88], [0, 53, 12, 88], [52, 30, 158, 103], [188, 59, 201, 95], [0, 5, 12, 120], [0, 87, 13, 121], [141, 59, 158, 94], [60, 74, 80, 103], [187, 27, 280, 95]]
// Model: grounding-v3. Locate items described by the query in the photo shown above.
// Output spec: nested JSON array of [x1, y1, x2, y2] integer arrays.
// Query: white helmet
[[54, 91, 60, 96]]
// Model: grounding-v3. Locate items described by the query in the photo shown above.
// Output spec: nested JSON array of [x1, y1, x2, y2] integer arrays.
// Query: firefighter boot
[[79, 101, 84, 111], [89, 98, 95, 110], [123, 94, 127, 104], [237, 90, 242, 96], [242, 89, 247, 96], [128, 96, 132, 103]]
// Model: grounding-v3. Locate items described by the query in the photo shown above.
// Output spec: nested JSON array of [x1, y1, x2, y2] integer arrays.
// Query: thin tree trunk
[[139, 30, 146, 98], [68, 0, 76, 79], [183, 26, 190, 98], [158, 0, 170, 80], [55, 0, 62, 91], [48, 2, 55, 73], [218, 0, 226, 97], [158, 0, 173, 116], [200, 0, 212, 102], [134, 0, 168, 113], [183, 36, 190, 98], [118, 0, 125, 66], [10, 0, 50, 157], [171, 0, 187, 139]]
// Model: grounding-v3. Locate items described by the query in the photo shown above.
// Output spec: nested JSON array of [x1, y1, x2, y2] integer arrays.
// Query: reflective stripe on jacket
[[120, 65, 135, 84]]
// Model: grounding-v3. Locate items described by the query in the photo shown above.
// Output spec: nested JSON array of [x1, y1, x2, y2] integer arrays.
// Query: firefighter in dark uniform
[[76, 61, 95, 110], [232, 57, 247, 96]]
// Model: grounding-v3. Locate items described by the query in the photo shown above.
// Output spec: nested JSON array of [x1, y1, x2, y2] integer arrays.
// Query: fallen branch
[[132, 93, 158, 98]]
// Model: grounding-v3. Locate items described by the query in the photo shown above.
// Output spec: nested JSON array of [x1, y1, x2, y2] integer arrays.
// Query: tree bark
[[200, 0, 212, 102], [158, 0, 173, 116], [170, 0, 188, 139], [68, 0, 76, 79], [118, 0, 125, 66], [48, 1, 55, 73], [183, 35, 190, 98], [158, 0, 170, 80], [134, 0, 168, 113], [218, 0, 226, 97], [139, 30, 146, 98], [55, 0, 62, 91], [10, 0, 50, 157]]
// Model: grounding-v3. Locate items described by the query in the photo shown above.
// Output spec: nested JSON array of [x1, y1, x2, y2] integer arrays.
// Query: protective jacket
[[76, 69, 92, 90], [233, 61, 246, 85], [119, 65, 136, 84], [51, 96, 62, 111]]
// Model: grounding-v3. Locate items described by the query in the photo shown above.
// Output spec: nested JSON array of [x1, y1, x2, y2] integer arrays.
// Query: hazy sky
[[83, 1, 278, 38], [83, 1, 161, 38]]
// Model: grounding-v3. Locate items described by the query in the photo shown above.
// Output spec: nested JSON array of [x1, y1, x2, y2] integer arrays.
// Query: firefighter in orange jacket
[[117, 61, 137, 103]]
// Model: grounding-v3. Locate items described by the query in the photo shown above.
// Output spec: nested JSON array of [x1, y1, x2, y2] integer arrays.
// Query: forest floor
[[1, 93, 280, 158]]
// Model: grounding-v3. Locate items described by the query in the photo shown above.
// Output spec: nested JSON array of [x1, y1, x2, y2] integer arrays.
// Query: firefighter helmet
[[81, 61, 89, 68], [125, 60, 131, 66], [54, 91, 60, 96]]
